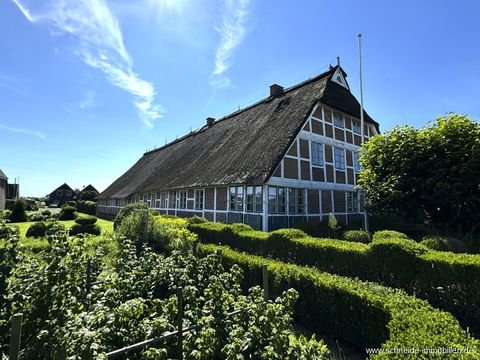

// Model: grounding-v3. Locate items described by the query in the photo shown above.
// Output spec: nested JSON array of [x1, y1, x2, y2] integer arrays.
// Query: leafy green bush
[[74, 215, 98, 226], [117, 211, 196, 253], [372, 230, 410, 241], [69, 223, 101, 236], [293, 220, 331, 238], [41, 209, 51, 217], [186, 215, 208, 225], [0, 220, 19, 239], [343, 230, 371, 243], [199, 243, 480, 357], [0, 210, 11, 220], [28, 213, 44, 222], [9, 199, 28, 223], [420, 236, 468, 253], [58, 205, 76, 220], [2, 227, 328, 359], [113, 202, 148, 230], [26, 222, 47, 238]]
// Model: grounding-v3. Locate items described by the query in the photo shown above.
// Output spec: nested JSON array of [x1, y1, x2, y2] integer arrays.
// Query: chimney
[[269, 84, 284, 97], [206, 117, 215, 126]]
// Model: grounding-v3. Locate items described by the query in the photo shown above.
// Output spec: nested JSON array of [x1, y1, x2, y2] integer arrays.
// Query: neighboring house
[[0, 169, 20, 210], [79, 184, 99, 200], [49, 183, 75, 205], [98, 65, 379, 230], [0, 169, 7, 210]]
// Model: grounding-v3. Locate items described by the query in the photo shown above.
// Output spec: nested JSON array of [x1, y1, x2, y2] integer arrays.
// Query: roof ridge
[[143, 66, 337, 156]]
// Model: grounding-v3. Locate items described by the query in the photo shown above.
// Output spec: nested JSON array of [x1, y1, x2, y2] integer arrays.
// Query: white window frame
[[334, 147, 346, 170], [311, 142, 324, 166], [229, 186, 244, 212], [194, 189, 204, 210], [179, 190, 187, 209], [333, 112, 345, 128], [354, 152, 361, 172]]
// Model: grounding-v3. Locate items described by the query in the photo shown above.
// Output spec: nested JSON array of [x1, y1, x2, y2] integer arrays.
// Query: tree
[[80, 190, 97, 201], [358, 114, 480, 237], [9, 199, 28, 223]]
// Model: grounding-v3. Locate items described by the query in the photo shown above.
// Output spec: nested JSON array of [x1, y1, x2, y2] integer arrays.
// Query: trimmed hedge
[[372, 230, 410, 241], [69, 223, 101, 236], [420, 236, 468, 253], [59, 205, 77, 220], [199, 244, 480, 358], [343, 230, 371, 243], [189, 222, 480, 335], [74, 215, 98, 226], [26, 222, 47, 238]]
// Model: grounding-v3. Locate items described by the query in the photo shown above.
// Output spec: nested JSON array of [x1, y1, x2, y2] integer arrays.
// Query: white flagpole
[[358, 33, 369, 231]]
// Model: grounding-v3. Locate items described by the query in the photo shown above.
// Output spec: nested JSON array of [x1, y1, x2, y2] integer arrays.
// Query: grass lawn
[[4, 213, 115, 253]]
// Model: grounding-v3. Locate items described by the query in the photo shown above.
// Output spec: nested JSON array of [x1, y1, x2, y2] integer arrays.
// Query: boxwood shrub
[[420, 236, 468, 253], [199, 243, 480, 358], [58, 205, 77, 220], [69, 223, 101, 236], [372, 230, 410, 241], [343, 230, 371, 243], [26, 221, 47, 238], [74, 215, 98, 226], [189, 222, 480, 336]]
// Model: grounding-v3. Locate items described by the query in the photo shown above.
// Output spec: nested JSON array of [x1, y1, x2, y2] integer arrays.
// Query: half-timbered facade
[[98, 65, 379, 231]]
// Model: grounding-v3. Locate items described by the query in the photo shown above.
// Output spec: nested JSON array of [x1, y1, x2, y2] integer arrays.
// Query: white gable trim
[[331, 67, 349, 89]]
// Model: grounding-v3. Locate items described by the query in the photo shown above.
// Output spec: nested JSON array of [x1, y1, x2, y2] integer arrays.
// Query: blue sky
[[1, 0, 479, 197]]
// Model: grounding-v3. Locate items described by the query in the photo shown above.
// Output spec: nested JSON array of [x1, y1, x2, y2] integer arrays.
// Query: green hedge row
[[189, 222, 480, 335], [198, 243, 480, 359]]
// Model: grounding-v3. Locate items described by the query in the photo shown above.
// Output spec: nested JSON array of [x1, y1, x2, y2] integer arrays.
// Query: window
[[334, 147, 345, 170], [352, 120, 361, 134], [288, 188, 305, 214], [143, 194, 148, 203], [195, 189, 204, 210], [347, 192, 359, 212], [155, 192, 161, 208], [66, 190, 72, 197], [246, 186, 263, 213], [354, 152, 361, 172], [255, 186, 263, 213], [160, 192, 167, 208], [268, 186, 277, 213], [57, 190, 63, 196], [147, 193, 153, 208], [278, 187, 286, 213], [311, 142, 324, 166], [229, 186, 244, 211], [333, 112, 344, 128], [179, 190, 187, 209], [268, 186, 286, 214]]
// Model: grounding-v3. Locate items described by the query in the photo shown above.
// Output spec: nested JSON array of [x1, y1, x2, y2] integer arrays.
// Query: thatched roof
[[99, 66, 378, 199], [81, 184, 99, 194], [0, 169, 7, 180]]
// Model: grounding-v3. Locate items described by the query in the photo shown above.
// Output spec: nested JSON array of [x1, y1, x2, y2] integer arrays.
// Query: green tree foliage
[[358, 114, 480, 237], [8, 199, 28, 223]]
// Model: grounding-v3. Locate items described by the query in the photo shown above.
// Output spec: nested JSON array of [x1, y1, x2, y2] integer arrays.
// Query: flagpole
[[358, 33, 369, 231]]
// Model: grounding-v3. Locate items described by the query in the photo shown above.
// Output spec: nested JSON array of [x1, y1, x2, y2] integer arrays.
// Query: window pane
[[353, 120, 361, 134], [288, 188, 297, 214], [229, 187, 236, 211], [333, 112, 344, 128], [298, 189, 305, 214], [255, 186, 263, 213], [268, 186, 277, 214], [334, 148, 345, 170], [278, 187, 286, 213], [246, 186, 253, 212], [354, 152, 361, 172], [236, 186, 244, 211], [311, 142, 324, 166]]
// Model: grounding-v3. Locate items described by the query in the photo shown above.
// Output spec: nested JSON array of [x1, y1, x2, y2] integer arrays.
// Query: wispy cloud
[[0, 124, 46, 140], [211, 0, 251, 88], [0, 73, 30, 97], [11, 0, 163, 127]]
